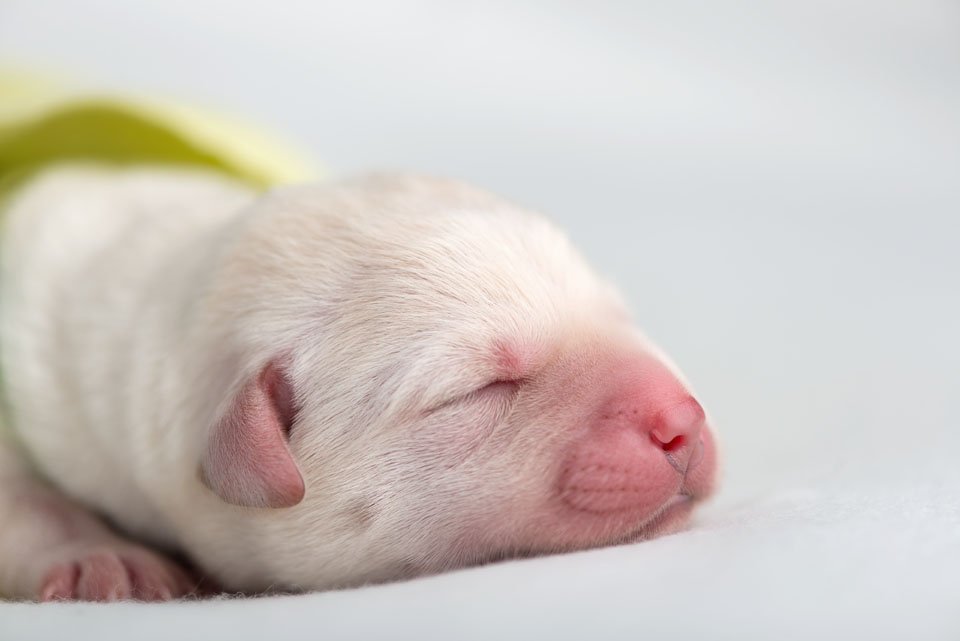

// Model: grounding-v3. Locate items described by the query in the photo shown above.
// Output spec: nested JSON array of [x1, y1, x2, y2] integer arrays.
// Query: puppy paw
[[38, 543, 198, 602]]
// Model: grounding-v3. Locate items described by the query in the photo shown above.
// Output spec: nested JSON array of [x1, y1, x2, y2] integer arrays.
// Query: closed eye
[[427, 379, 522, 414], [474, 379, 521, 399]]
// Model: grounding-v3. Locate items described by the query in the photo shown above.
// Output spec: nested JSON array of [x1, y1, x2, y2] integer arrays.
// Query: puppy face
[[191, 175, 719, 591]]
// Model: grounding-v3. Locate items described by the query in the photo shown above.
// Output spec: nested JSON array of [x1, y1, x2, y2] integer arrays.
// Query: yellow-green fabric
[[0, 70, 320, 443], [0, 69, 320, 202]]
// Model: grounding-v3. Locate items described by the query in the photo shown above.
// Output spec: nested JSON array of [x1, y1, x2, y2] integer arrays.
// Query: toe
[[40, 563, 79, 602], [125, 552, 198, 601], [76, 551, 133, 601]]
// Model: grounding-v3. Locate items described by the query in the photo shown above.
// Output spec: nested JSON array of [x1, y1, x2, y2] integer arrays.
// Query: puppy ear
[[200, 361, 305, 508]]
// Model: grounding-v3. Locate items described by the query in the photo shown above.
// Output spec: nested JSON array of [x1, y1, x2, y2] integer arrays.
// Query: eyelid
[[427, 378, 521, 414], [476, 379, 521, 397]]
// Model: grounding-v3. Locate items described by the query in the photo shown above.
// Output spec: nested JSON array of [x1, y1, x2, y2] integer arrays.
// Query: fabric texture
[[0, 69, 319, 202], [0, 70, 319, 437]]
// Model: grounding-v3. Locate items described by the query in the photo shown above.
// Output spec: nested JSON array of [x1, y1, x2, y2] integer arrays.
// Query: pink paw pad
[[39, 547, 197, 602]]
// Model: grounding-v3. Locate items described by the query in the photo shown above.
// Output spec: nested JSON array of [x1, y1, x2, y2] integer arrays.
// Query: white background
[[1, 1, 958, 639]]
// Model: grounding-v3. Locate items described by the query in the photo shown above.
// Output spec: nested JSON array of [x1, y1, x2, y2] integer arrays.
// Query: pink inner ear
[[200, 362, 305, 508]]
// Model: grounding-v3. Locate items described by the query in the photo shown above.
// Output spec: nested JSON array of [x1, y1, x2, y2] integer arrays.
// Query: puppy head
[[191, 174, 719, 591]]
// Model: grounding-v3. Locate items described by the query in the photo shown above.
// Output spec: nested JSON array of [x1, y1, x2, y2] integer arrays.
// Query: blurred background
[[2, 0, 957, 506], [2, 1, 959, 638], [0, 0, 960, 640]]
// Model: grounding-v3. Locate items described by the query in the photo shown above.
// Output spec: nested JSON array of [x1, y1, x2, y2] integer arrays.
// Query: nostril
[[651, 433, 686, 452], [650, 398, 705, 446]]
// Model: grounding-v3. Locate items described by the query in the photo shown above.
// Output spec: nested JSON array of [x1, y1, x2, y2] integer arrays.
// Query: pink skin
[[486, 351, 719, 554], [15, 348, 715, 601], [4, 484, 200, 602], [39, 543, 198, 602], [552, 356, 718, 543], [201, 363, 304, 509], [210, 346, 718, 571]]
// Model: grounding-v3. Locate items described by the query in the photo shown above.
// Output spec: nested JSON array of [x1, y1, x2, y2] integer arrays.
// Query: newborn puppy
[[0, 167, 719, 600]]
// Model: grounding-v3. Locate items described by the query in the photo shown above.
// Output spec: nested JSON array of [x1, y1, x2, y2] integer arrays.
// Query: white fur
[[0, 166, 708, 594]]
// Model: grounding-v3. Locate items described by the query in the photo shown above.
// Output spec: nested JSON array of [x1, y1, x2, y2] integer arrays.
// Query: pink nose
[[559, 366, 710, 515], [650, 397, 706, 474]]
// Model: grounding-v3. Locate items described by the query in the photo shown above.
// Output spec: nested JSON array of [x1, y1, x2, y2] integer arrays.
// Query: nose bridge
[[651, 396, 706, 448], [556, 351, 716, 518], [596, 360, 705, 470], [597, 357, 692, 428]]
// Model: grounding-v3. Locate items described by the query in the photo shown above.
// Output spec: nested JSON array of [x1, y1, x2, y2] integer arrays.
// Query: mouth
[[617, 492, 695, 544], [666, 438, 705, 476], [550, 425, 717, 550]]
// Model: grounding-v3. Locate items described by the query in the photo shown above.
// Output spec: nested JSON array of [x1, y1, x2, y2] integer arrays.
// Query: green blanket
[[0, 69, 320, 436], [0, 70, 319, 202]]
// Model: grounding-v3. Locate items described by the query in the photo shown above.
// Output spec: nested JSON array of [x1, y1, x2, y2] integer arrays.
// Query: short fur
[[0, 167, 718, 598]]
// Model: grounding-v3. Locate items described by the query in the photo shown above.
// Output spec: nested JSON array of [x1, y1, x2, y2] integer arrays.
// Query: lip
[[665, 438, 704, 475], [620, 493, 695, 543], [660, 493, 693, 512]]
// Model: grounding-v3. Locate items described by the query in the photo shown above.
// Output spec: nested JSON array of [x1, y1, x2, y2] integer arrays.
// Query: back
[[0, 166, 255, 544]]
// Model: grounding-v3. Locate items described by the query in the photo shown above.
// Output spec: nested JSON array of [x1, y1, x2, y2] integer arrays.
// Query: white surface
[[1, 1, 958, 639]]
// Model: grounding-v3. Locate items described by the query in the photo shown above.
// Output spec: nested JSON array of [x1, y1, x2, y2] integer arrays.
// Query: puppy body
[[0, 166, 718, 598]]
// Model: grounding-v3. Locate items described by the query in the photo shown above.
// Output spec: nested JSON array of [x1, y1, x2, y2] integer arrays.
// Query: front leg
[[0, 436, 198, 602]]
